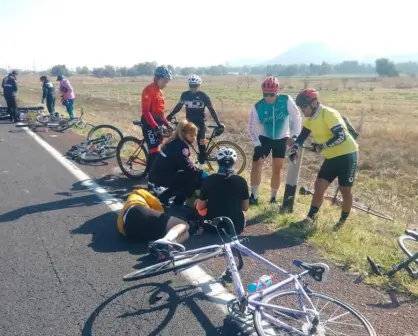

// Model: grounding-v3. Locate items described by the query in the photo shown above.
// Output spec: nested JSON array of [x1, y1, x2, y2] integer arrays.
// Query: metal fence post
[[282, 148, 304, 213]]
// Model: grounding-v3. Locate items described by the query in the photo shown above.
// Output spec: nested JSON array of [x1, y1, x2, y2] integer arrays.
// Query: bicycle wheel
[[352, 201, 393, 221], [116, 136, 149, 179], [123, 247, 224, 282], [253, 290, 376, 336], [398, 234, 418, 266], [87, 124, 123, 142], [78, 145, 117, 163], [50, 118, 73, 132], [206, 140, 247, 175]]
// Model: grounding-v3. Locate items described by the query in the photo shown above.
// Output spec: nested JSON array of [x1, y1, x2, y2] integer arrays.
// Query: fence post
[[281, 148, 304, 213], [128, 93, 131, 105], [107, 89, 110, 100], [117, 91, 120, 101]]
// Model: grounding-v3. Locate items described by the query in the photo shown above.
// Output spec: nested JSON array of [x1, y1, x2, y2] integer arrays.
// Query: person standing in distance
[[140, 66, 173, 175], [57, 75, 75, 119], [167, 75, 224, 169], [248, 76, 302, 205], [2, 70, 19, 122], [40, 75, 56, 117], [289, 88, 359, 230]]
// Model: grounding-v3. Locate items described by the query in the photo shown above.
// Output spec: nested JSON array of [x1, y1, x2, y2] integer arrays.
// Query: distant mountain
[[263, 42, 355, 65]]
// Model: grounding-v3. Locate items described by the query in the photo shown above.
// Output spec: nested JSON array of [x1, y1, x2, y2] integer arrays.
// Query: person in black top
[[195, 147, 250, 235], [1, 70, 19, 122], [40, 75, 56, 116], [167, 75, 225, 168], [149, 119, 209, 205]]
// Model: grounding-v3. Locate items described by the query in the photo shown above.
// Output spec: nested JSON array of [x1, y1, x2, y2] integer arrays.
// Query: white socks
[[271, 189, 278, 199], [163, 230, 179, 242], [251, 185, 259, 199]]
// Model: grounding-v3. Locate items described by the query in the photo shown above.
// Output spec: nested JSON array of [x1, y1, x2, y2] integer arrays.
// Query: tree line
[[1, 58, 416, 78]]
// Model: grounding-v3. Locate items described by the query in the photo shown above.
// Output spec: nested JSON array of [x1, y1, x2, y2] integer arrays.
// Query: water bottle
[[248, 275, 273, 294]]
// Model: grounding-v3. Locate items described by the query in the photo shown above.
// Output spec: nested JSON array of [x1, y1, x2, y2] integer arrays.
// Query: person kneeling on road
[[195, 147, 250, 235], [149, 119, 209, 206], [117, 188, 190, 262]]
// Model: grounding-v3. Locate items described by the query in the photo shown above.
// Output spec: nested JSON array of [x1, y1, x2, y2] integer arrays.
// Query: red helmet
[[261, 76, 279, 93], [295, 88, 319, 107]]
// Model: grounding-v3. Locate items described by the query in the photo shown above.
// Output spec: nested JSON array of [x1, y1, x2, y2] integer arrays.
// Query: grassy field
[[15, 74, 418, 296]]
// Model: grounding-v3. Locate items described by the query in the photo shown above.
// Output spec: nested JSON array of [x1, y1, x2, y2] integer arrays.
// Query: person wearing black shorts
[[318, 152, 358, 188], [195, 147, 250, 235], [166, 75, 225, 168], [117, 188, 190, 262], [248, 76, 302, 205]]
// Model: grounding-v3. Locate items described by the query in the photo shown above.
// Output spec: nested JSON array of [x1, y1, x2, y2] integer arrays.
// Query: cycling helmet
[[188, 75, 202, 85], [154, 66, 172, 80], [261, 76, 279, 93], [216, 147, 237, 168], [295, 88, 319, 107]]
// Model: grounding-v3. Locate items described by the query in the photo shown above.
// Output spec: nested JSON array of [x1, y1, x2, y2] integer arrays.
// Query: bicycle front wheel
[[123, 248, 224, 282], [87, 124, 123, 142], [253, 290, 376, 336], [116, 136, 149, 179], [206, 140, 247, 175], [398, 234, 418, 266]]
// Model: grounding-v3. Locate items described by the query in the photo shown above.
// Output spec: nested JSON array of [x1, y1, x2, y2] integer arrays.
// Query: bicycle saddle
[[405, 229, 418, 240], [293, 260, 329, 283]]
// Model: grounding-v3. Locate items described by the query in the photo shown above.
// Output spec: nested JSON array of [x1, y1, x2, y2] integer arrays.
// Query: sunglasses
[[189, 84, 200, 89], [263, 93, 276, 98]]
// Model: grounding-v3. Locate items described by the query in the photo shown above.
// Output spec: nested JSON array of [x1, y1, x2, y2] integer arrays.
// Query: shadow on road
[[82, 280, 244, 336]]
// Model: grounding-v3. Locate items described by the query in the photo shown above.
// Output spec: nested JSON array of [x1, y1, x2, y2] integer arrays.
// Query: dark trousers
[[46, 96, 56, 114], [5, 95, 18, 121]]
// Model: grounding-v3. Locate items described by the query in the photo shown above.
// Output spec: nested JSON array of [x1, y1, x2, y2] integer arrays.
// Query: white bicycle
[[123, 217, 376, 335]]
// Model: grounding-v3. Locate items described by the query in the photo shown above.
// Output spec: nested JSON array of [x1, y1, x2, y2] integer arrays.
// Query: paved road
[[1, 108, 417, 336], [0, 122, 244, 336]]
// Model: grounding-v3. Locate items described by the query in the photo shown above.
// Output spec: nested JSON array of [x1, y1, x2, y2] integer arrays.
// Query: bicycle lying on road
[[367, 228, 418, 279], [66, 133, 118, 163], [116, 117, 247, 180], [123, 217, 376, 335]]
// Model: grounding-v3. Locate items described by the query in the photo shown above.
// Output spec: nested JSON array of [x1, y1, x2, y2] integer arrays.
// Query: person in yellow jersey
[[117, 188, 190, 261], [289, 88, 359, 230]]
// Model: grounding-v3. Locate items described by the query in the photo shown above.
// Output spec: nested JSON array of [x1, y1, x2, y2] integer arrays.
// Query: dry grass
[[15, 74, 418, 296]]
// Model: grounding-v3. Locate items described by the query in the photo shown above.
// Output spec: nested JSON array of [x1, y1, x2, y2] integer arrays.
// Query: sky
[[0, 0, 416, 70]]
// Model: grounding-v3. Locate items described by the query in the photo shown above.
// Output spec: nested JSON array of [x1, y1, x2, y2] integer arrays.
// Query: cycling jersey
[[117, 189, 164, 235], [303, 105, 358, 159], [141, 83, 168, 129], [42, 81, 55, 99], [248, 94, 301, 146], [2, 75, 18, 97], [167, 90, 220, 124]]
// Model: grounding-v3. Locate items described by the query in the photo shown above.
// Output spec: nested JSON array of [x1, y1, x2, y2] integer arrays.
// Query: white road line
[[23, 127, 242, 317]]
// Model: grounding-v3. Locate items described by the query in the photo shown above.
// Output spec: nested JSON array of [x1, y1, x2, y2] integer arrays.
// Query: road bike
[[66, 133, 118, 163], [116, 117, 247, 180], [123, 217, 376, 335], [367, 228, 418, 279]]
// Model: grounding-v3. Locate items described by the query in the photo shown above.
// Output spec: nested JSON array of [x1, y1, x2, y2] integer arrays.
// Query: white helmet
[[188, 75, 202, 85], [216, 147, 237, 168]]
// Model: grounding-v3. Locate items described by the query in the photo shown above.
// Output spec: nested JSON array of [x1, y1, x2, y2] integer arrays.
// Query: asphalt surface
[[0, 122, 244, 336], [1, 102, 417, 336]]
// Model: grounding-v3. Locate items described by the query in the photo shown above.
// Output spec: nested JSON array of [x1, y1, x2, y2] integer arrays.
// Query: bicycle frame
[[222, 240, 318, 335]]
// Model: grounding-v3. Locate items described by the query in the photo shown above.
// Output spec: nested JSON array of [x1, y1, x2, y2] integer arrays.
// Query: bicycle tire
[[253, 290, 376, 336], [78, 146, 117, 163], [116, 136, 149, 180], [87, 124, 123, 142], [398, 235, 418, 266], [352, 201, 393, 221], [123, 248, 224, 282], [50, 118, 72, 132], [206, 140, 247, 175]]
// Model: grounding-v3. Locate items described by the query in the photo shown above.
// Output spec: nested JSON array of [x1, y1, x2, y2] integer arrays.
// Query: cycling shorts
[[123, 205, 170, 242], [141, 117, 163, 154], [253, 135, 288, 161], [318, 151, 358, 187]]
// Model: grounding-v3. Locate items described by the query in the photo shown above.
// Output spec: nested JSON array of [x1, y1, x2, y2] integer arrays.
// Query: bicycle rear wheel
[[206, 140, 247, 175], [87, 124, 123, 142], [116, 136, 149, 179], [253, 290, 376, 336], [123, 247, 223, 281], [398, 234, 418, 266]]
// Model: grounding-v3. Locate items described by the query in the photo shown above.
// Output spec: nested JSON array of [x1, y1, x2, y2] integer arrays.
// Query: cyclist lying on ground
[[149, 119, 208, 205], [195, 147, 250, 235], [166, 75, 225, 169], [289, 88, 359, 230], [117, 188, 190, 261]]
